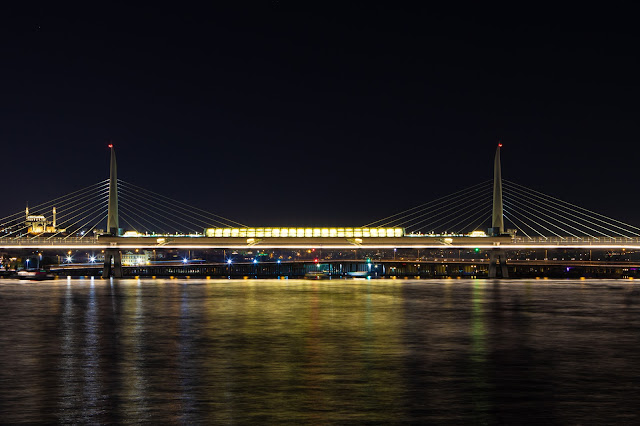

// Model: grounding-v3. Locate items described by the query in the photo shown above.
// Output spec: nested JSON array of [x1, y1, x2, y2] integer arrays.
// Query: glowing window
[[272, 228, 280, 237], [329, 228, 337, 237], [313, 228, 321, 237], [337, 228, 345, 237], [305, 228, 313, 237], [354, 229, 362, 237], [281, 228, 289, 237], [370, 228, 379, 237], [346, 228, 354, 237], [231, 229, 240, 237], [363, 228, 371, 237]]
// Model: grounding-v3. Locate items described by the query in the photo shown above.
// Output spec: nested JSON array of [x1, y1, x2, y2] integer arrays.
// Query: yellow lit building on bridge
[[204, 227, 405, 238]]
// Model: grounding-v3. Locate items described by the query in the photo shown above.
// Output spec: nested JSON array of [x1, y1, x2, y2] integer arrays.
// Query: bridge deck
[[1, 235, 640, 249]]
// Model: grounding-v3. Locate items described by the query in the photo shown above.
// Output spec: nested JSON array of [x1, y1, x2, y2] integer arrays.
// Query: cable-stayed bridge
[[1, 145, 639, 278]]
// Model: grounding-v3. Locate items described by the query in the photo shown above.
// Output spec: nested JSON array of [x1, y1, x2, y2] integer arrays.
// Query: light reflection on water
[[1, 279, 640, 423]]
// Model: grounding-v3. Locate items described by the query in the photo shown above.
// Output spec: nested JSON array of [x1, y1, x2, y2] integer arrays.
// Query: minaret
[[491, 143, 504, 235], [52, 207, 57, 228], [106, 144, 120, 235]]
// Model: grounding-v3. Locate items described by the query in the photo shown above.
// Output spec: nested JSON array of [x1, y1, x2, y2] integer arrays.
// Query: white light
[[89, 256, 96, 263], [182, 258, 188, 264], [66, 256, 72, 263], [253, 259, 257, 264], [227, 259, 232, 264]]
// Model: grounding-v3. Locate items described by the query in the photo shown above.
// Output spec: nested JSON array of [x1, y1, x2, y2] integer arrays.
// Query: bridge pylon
[[106, 144, 120, 236], [103, 144, 122, 278], [489, 143, 508, 278], [489, 143, 504, 236]]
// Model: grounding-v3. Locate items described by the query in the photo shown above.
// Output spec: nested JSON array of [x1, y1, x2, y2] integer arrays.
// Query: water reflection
[[0, 279, 640, 423]]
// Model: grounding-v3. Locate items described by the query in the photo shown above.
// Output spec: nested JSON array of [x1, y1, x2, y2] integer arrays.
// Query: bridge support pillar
[[103, 248, 123, 278], [489, 249, 509, 279]]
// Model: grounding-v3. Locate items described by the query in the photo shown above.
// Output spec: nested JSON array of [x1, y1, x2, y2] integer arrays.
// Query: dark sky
[[1, 3, 639, 228]]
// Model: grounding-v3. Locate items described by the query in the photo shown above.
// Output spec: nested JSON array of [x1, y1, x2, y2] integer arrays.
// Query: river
[[1, 278, 639, 423]]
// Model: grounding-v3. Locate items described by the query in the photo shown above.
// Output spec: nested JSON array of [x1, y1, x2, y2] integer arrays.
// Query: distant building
[[122, 251, 151, 266]]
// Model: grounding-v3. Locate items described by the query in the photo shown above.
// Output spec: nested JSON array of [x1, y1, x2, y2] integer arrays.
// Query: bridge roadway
[[1, 235, 640, 249]]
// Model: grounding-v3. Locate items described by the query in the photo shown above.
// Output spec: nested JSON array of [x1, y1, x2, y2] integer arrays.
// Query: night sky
[[2, 4, 639, 228]]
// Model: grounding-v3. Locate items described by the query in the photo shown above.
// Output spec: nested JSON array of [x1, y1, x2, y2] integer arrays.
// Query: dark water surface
[[1, 278, 640, 424]]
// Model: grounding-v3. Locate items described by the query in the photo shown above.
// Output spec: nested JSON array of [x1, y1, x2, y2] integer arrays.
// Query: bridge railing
[[513, 236, 640, 245], [0, 237, 101, 245]]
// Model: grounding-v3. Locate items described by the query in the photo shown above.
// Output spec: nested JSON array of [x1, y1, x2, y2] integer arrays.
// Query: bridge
[[1, 145, 639, 278]]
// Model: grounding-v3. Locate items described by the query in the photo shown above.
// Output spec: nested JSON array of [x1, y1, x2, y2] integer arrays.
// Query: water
[[1, 278, 640, 424]]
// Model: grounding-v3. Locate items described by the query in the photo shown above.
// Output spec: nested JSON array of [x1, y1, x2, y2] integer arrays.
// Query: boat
[[346, 271, 371, 278], [17, 270, 55, 281], [305, 271, 331, 279]]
